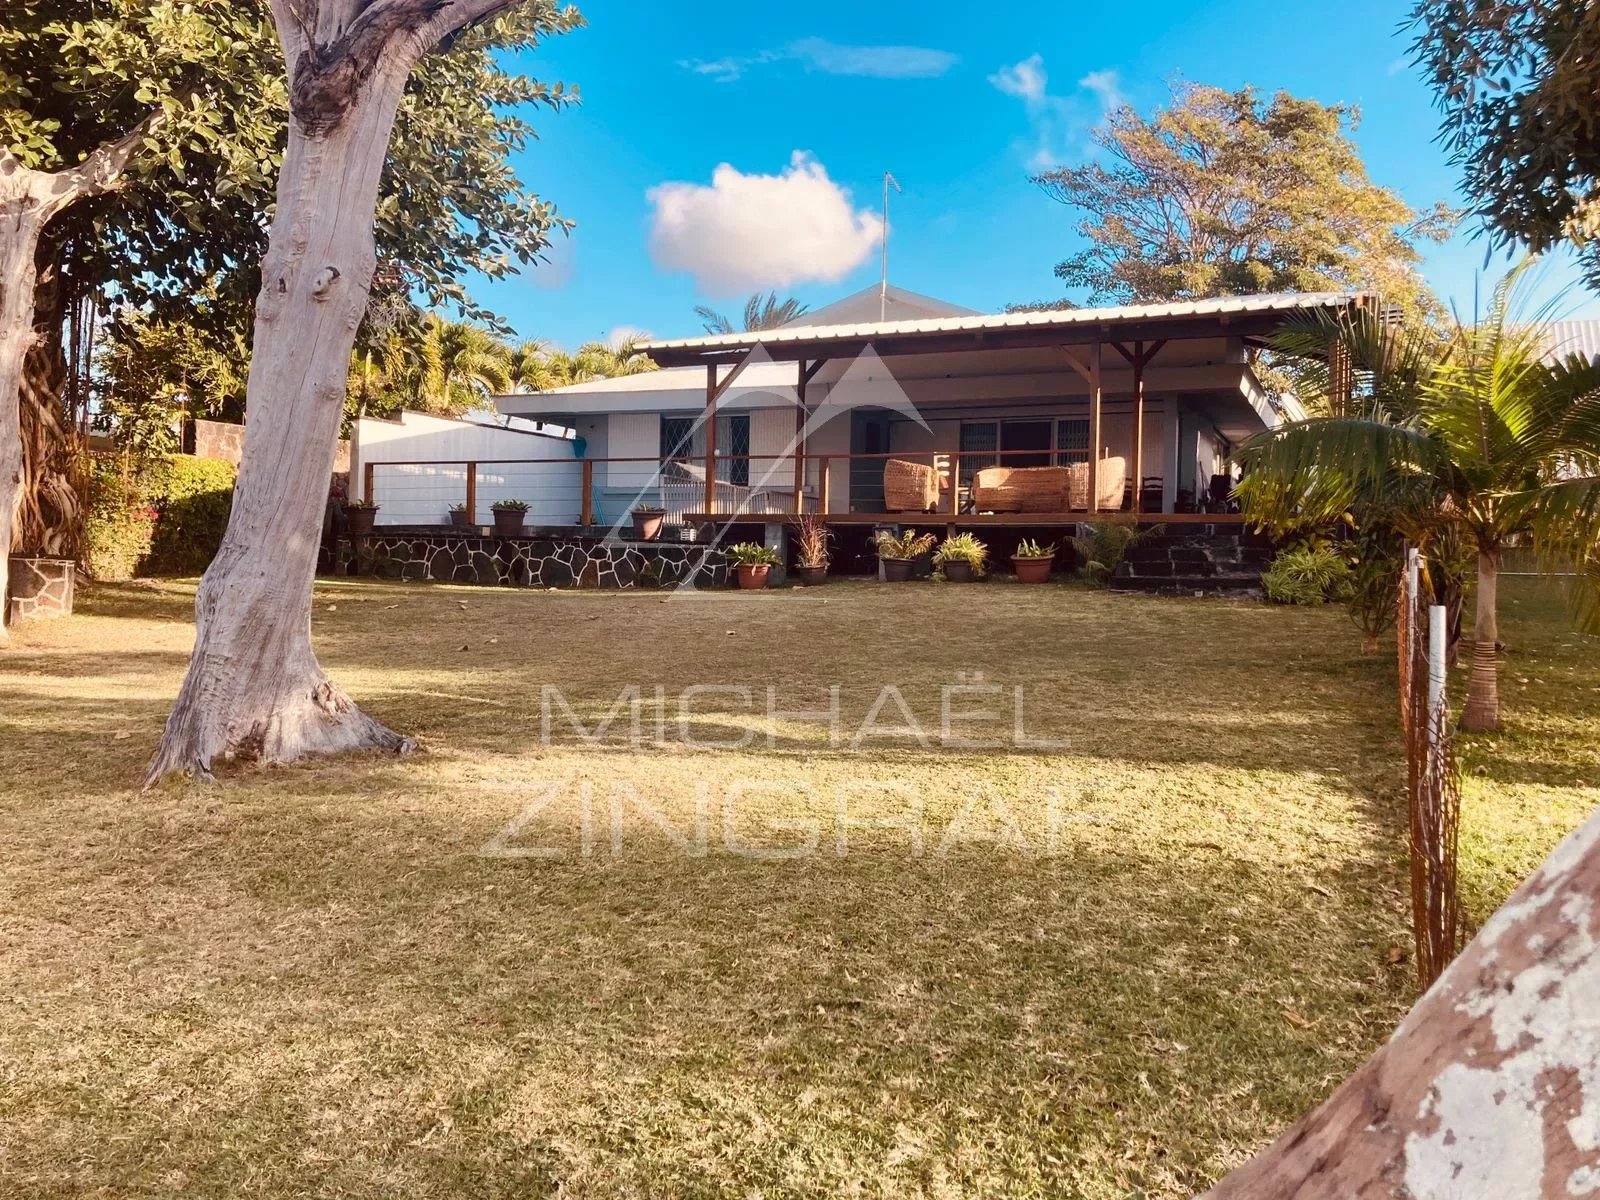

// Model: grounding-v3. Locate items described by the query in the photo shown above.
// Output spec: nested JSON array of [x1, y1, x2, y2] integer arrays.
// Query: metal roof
[[638, 291, 1367, 361]]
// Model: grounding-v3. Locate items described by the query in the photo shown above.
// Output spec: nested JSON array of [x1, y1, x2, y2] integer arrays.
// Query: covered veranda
[[634, 292, 1364, 531]]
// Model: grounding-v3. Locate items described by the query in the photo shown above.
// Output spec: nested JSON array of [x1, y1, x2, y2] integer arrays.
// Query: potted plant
[[874, 529, 936, 582], [631, 504, 666, 541], [344, 494, 378, 535], [448, 502, 473, 529], [727, 541, 780, 589], [934, 532, 988, 582], [792, 515, 830, 586], [1011, 537, 1055, 583], [491, 498, 529, 536]]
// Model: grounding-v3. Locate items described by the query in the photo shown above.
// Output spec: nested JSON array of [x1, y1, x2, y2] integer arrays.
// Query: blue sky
[[482, 0, 1598, 348]]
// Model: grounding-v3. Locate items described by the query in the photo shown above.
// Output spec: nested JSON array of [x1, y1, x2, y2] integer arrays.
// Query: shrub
[[144, 455, 237, 576], [1069, 522, 1160, 584], [490, 498, 529, 513], [1014, 537, 1055, 559], [1262, 546, 1352, 605], [84, 460, 156, 582]]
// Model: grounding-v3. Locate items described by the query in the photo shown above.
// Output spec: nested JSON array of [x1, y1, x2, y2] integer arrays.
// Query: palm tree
[[509, 335, 657, 392], [430, 317, 512, 410], [1237, 267, 1600, 731], [693, 291, 809, 334], [356, 315, 511, 415]]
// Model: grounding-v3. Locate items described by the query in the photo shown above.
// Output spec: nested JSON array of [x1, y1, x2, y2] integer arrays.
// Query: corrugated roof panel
[[637, 291, 1365, 353]]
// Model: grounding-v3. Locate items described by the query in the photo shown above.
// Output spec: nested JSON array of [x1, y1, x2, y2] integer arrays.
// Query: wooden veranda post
[[464, 461, 477, 524], [704, 362, 718, 514], [579, 459, 593, 526], [1089, 343, 1102, 514], [1132, 341, 1145, 513], [794, 359, 807, 513]]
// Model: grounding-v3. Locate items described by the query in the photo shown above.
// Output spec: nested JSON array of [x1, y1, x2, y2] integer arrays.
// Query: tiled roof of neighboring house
[[638, 291, 1366, 357]]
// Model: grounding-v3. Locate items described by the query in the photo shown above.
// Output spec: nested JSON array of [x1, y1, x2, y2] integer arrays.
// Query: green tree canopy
[[1030, 82, 1455, 312], [1409, 0, 1600, 282], [0, 0, 581, 343]]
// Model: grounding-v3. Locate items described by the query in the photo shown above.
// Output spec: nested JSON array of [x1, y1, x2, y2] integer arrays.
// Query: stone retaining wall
[[6, 556, 76, 624], [336, 529, 728, 589]]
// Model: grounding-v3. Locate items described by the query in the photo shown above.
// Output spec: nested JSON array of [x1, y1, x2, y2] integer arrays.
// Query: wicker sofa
[[971, 457, 1128, 513], [883, 458, 941, 512], [971, 465, 1072, 512]]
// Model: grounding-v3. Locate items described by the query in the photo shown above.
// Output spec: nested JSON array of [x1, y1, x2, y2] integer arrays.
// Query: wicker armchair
[[1064, 456, 1127, 511], [883, 458, 940, 512], [971, 466, 1072, 513]]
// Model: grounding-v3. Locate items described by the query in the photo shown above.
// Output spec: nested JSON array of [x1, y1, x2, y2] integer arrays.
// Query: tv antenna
[[880, 172, 902, 321]]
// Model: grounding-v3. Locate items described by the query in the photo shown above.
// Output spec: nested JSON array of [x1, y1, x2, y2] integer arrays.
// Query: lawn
[[0, 575, 1593, 1198]]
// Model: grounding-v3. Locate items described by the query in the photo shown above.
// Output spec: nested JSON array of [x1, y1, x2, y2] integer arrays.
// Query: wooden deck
[[684, 511, 1248, 528]]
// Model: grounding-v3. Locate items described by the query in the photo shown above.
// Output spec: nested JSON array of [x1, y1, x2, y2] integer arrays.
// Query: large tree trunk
[[1461, 547, 1501, 732], [0, 174, 45, 644], [19, 286, 85, 561], [1, 129, 158, 641], [145, 0, 526, 781], [1206, 804, 1600, 1196], [144, 69, 414, 780]]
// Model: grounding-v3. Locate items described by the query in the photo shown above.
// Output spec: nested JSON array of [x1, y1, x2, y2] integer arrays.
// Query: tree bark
[[1, 128, 158, 641], [1205, 805, 1600, 1197], [0, 174, 45, 644], [1461, 548, 1501, 732], [145, 0, 528, 781]]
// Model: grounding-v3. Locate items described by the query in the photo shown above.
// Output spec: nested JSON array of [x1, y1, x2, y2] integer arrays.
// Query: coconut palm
[[1237, 267, 1600, 731], [509, 336, 657, 391], [694, 291, 809, 334]]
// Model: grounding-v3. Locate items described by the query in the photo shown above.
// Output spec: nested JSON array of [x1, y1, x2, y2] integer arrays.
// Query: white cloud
[[647, 152, 883, 295], [1077, 68, 1125, 115], [989, 54, 1048, 107], [682, 38, 956, 83], [989, 56, 1124, 170]]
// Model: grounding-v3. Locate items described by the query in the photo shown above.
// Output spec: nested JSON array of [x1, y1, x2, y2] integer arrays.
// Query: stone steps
[[1112, 527, 1268, 597]]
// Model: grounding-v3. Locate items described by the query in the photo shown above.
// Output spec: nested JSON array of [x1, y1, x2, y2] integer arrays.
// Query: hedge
[[84, 454, 237, 581]]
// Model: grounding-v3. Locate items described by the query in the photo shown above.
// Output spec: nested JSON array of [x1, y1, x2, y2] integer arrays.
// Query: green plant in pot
[[490, 498, 529, 537], [344, 493, 378, 536], [1011, 537, 1055, 583], [933, 532, 987, 582], [1069, 521, 1161, 585], [727, 541, 781, 589], [874, 529, 936, 582], [631, 504, 666, 542], [448, 501, 473, 529], [792, 515, 831, 586]]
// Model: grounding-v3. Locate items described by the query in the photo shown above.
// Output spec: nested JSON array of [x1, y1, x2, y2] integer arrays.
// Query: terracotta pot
[[345, 506, 377, 535], [793, 564, 827, 586], [632, 510, 665, 541], [1011, 554, 1053, 584], [942, 560, 975, 583], [449, 509, 473, 529], [736, 563, 771, 590], [881, 557, 915, 582], [493, 509, 526, 537]]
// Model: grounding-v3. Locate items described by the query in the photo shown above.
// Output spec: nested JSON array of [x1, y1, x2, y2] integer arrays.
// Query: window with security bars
[[1055, 418, 1090, 464], [660, 416, 696, 461], [719, 413, 750, 486]]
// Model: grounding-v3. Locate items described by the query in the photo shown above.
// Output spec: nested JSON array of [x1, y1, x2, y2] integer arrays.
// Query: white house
[[487, 283, 1361, 531]]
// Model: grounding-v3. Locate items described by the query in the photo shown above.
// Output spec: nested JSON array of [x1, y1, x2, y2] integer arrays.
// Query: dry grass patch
[[0, 575, 1589, 1197]]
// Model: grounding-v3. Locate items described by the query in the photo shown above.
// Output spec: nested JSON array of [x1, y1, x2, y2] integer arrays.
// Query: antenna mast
[[880, 172, 901, 321]]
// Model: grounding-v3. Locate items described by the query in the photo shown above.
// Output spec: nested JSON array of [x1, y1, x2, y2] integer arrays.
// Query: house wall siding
[[352, 411, 580, 526]]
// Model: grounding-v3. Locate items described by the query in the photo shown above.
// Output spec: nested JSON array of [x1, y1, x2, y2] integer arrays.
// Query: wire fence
[[1398, 549, 1463, 990]]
